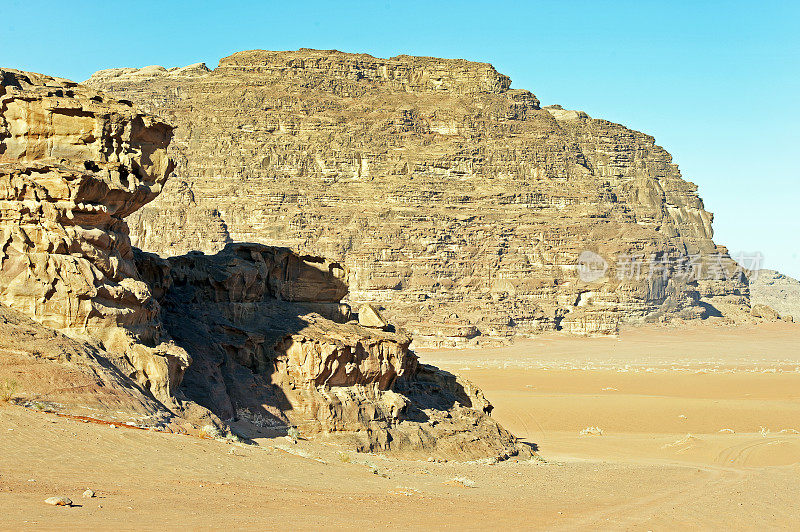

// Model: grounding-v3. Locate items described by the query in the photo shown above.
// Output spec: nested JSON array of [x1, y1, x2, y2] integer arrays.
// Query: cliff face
[[1, 67, 522, 459], [0, 68, 190, 401], [86, 49, 749, 346]]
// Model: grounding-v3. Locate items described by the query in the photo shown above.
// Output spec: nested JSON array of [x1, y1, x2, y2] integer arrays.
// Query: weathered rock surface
[[87, 49, 749, 346], [0, 68, 190, 401], [138, 243, 524, 457], [0, 302, 172, 425], [750, 303, 781, 321], [44, 496, 72, 507], [750, 270, 800, 322], [358, 304, 388, 329], [1, 67, 523, 459]]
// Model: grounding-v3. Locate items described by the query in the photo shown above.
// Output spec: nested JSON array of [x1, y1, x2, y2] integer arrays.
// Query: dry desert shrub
[[236, 407, 283, 428], [0, 379, 18, 402]]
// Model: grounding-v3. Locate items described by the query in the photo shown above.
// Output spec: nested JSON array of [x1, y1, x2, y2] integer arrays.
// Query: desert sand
[[2, 321, 799, 529]]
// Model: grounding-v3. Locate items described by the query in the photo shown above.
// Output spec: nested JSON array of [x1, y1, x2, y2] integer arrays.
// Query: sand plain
[[2, 321, 799, 530]]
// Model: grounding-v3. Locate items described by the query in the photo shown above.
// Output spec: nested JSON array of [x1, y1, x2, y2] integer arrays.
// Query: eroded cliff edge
[[86, 49, 750, 347], [0, 67, 524, 459]]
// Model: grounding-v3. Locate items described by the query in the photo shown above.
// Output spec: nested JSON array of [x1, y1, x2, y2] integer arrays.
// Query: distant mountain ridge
[[750, 270, 800, 320]]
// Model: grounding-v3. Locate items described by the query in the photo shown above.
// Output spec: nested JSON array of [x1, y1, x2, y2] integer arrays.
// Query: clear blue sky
[[3, 0, 798, 278]]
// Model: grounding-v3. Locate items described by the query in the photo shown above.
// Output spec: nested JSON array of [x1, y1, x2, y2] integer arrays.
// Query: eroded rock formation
[[137, 243, 522, 456], [0, 302, 172, 425], [1, 67, 523, 459], [0, 68, 189, 401], [87, 49, 749, 346]]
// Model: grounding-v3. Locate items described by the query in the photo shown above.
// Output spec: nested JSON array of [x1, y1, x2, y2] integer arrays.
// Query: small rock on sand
[[45, 496, 72, 506], [82, 489, 95, 498]]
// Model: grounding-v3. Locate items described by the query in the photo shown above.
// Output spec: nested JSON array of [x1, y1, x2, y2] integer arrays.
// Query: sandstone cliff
[[86, 49, 749, 346], [1, 67, 523, 459], [0, 68, 190, 402]]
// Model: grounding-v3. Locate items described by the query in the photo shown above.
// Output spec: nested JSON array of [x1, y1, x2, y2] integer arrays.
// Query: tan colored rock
[[86, 49, 750, 346], [0, 303, 173, 424], [44, 497, 73, 506], [750, 303, 780, 321], [749, 269, 800, 320], [0, 68, 189, 401], [0, 67, 522, 459], [358, 304, 388, 329], [136, 243, 524, 458]]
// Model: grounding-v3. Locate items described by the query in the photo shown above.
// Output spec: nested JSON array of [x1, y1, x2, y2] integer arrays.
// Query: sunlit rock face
[[86, 49, 749, 346], [0, 68, 525, 459], [0, 68, 189, 401]]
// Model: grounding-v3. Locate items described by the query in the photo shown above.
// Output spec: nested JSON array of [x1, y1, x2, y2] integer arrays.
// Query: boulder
[[751, 303, 780, 321], [358, 304, 388, 329]]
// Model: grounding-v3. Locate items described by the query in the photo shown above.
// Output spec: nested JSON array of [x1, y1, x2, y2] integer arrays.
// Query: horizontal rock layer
[[87, 49, 749, 346], [0, 68, 189, 401], [1, 68, 522, 458], [0, 302, 171, 424]]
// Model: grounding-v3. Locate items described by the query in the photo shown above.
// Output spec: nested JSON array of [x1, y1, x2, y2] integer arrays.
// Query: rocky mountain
[[86, 49, 750, 347], [750, 270, 800, 321], [0, 67, 524, 459]]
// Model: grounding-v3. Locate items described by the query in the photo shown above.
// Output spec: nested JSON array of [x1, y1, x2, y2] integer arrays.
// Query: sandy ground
[[2, 321, 800, 530]]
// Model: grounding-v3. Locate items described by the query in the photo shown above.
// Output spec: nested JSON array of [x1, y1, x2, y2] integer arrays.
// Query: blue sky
[[3, 0, 798, 278]]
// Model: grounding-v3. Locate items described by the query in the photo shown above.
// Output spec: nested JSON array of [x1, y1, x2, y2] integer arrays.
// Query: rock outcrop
[[86, 49, 749, 346], [749, 270, 800, 322], [1, 67, 523, 459], [0, 68, 189, 401], [137, 243, 522, 457], [0, 302, 172, 425]]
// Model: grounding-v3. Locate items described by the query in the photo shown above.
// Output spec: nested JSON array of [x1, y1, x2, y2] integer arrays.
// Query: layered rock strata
[[138, 243, 522, 456], [1, 67, 522, 458], [0, 302, 173, 425], [87, 49, 749, 346], [0, 68, 189, 401]]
